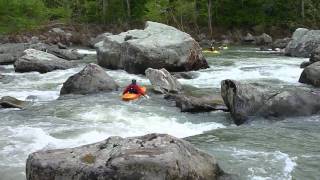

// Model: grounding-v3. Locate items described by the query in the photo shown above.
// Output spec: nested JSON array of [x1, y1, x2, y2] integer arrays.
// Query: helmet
[[132, 79, 137, 84]]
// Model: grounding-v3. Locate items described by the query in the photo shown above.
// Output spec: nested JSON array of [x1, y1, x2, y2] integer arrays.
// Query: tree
[[207, 0, 212, 36]]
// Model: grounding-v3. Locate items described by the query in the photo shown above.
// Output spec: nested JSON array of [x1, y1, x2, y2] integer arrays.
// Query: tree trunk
[[102, 0, 108, 25], [301, 0, 305, 21], [126, 0, 131, 19], [207, 0, 213, 37]]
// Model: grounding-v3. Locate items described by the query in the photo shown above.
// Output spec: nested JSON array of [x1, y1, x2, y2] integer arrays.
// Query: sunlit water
[[0, 47, 319, 180]]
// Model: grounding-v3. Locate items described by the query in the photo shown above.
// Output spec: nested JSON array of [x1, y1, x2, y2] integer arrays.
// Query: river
[[0, 47, 319, 180]]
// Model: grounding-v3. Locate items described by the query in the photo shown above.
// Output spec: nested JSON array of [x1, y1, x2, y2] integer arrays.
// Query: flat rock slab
[[26, 133, 231, 180]]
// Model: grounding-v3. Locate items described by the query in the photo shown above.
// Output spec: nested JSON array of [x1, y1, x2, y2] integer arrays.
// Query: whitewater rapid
[[1, 47, 316, 180]]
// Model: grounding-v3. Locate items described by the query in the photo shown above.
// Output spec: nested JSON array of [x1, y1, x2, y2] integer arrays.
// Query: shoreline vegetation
[[1, 0, 320, 41]]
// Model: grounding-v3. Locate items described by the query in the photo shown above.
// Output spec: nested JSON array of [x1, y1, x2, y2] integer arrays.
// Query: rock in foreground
[[60, 63, 118, 95], [26, 133, 231, 180], [14, 49, 73, 73], [221, 79, 320, 125], [145, 68, 182, 93], [97, 21, 208, 74]]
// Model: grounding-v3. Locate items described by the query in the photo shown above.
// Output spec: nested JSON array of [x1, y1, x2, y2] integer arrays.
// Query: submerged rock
[[97, 21, 208, 74], [26, 133, 230, 180], [221, 79, 320, 125], [172, 71, 200, 79], [14, 49, 74, 73], [299, 61, 320, 86], [60, 63, 118, 95], [0, 96, 29, 109], [285, 28, 320, 57], [145, 68, 182, 94], [165, 93, 228, 113]]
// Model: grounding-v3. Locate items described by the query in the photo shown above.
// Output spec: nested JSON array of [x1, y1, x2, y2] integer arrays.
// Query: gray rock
[[30, 36, 40, 44], [165, 93, 228, 113], [300, 61, 313, 68], [50, 28, 65, 34], [57, 42, 67, 49], [0, 43, 30, 64], [242, 33, 255, 43], [90, 32, 112, 48], [285, 28, 320, 57], [310, 46, 320, 63], [26, 133, 230, 180], [145, 68, 182, 94], [0, 96, 29, 109], [272, 37, 291, 49], [30, 43, 84, 60], [0, 53, 15, 65], [60, 63, 118, 95], [14, 49, 74, 73], [299, 61, 320, 86], [255, 33, 272, 46], [97, 21, 208, 74], [221, 79, 320, 125], [172, 71, 200, 79]]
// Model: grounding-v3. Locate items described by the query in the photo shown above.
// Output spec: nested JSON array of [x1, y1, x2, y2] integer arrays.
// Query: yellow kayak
[[202, 50, 220, 54], [122, 87, 146, 101]]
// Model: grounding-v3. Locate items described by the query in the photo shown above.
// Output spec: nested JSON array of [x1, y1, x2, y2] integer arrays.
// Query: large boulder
[[97, 21, 209, 74], [26, 133, 231, 180], [60, 63, 118, 95], [14, 49, 74, 73], [0, 96, 29, 109], [221, 79, 320, 125], [299, 61, 320, 86], [145, 68, 182, 94], [285, 28, 320, 57], [165, 93, 228, 113]]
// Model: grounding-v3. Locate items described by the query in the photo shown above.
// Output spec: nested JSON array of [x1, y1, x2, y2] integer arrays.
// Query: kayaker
[[123, 79, 145, 95]]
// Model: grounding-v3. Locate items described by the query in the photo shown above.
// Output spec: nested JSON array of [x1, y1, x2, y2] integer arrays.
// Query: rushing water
[[0, 47, 319, 180]]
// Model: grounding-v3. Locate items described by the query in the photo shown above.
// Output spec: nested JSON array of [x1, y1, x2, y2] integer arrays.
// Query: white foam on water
[[106, 70, 150, 86], [228, 148, 297, 180], [76, 49, 97, 55], [179, 57, 305, 88], [78, 105, 225, 138], [0, 67, 82, 101]]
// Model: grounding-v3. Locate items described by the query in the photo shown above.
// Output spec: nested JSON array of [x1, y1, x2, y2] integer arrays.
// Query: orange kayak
[[122, 87, 147, 101]]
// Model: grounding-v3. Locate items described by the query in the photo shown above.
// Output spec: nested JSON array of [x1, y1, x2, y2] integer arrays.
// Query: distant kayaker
[[123, 79, 146, 95]]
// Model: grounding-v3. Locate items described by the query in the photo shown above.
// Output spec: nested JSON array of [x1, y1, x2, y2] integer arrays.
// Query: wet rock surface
[[26, 133, 231, 180], [145, 68, 182, 94], [221, 79, 320, 125], [60, 63, 118, 95], [97, 21, 209, 74], [14, 49, 74, 73]]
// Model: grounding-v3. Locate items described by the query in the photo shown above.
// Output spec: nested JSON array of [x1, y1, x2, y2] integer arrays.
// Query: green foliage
[[1, 0, 320, 34]]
